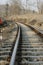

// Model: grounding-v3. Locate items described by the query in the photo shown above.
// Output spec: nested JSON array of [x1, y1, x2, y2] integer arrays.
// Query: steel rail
[[9, 26, 20, 65], [21, 23, 43, 37], [25, 24, 43, 37], [28, 25, 43, 37]]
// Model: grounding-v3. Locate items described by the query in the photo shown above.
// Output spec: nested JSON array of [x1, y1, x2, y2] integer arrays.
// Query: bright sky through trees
[[0, 0, 8, 4], [0, 0, 38, 11], [0, 0, 43, 11]]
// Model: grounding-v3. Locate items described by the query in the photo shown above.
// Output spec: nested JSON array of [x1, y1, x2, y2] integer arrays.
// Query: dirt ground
[[9, 13, 43, 31]]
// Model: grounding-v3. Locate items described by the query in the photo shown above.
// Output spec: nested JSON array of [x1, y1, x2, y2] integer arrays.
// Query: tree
[[40, 2, 43, 14], [37, 0, 43, 14], [9, 0, 23, 15], [5, 3, 9, 17]]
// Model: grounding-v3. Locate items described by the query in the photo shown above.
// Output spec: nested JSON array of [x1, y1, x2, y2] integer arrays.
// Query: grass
[[9, 13, 43, 30]]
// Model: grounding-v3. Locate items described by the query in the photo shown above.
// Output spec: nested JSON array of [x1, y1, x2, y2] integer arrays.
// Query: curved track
[[0, 22, 43, 65], [15, 23, 43, 65]]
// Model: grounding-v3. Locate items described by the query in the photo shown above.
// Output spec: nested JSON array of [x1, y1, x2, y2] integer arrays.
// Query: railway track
[[0, 22, 43, 65], [15, 23, 43, 65]]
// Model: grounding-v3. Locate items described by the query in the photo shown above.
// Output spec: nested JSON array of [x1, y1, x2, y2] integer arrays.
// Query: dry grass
[[9, 13, 43, 30]]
